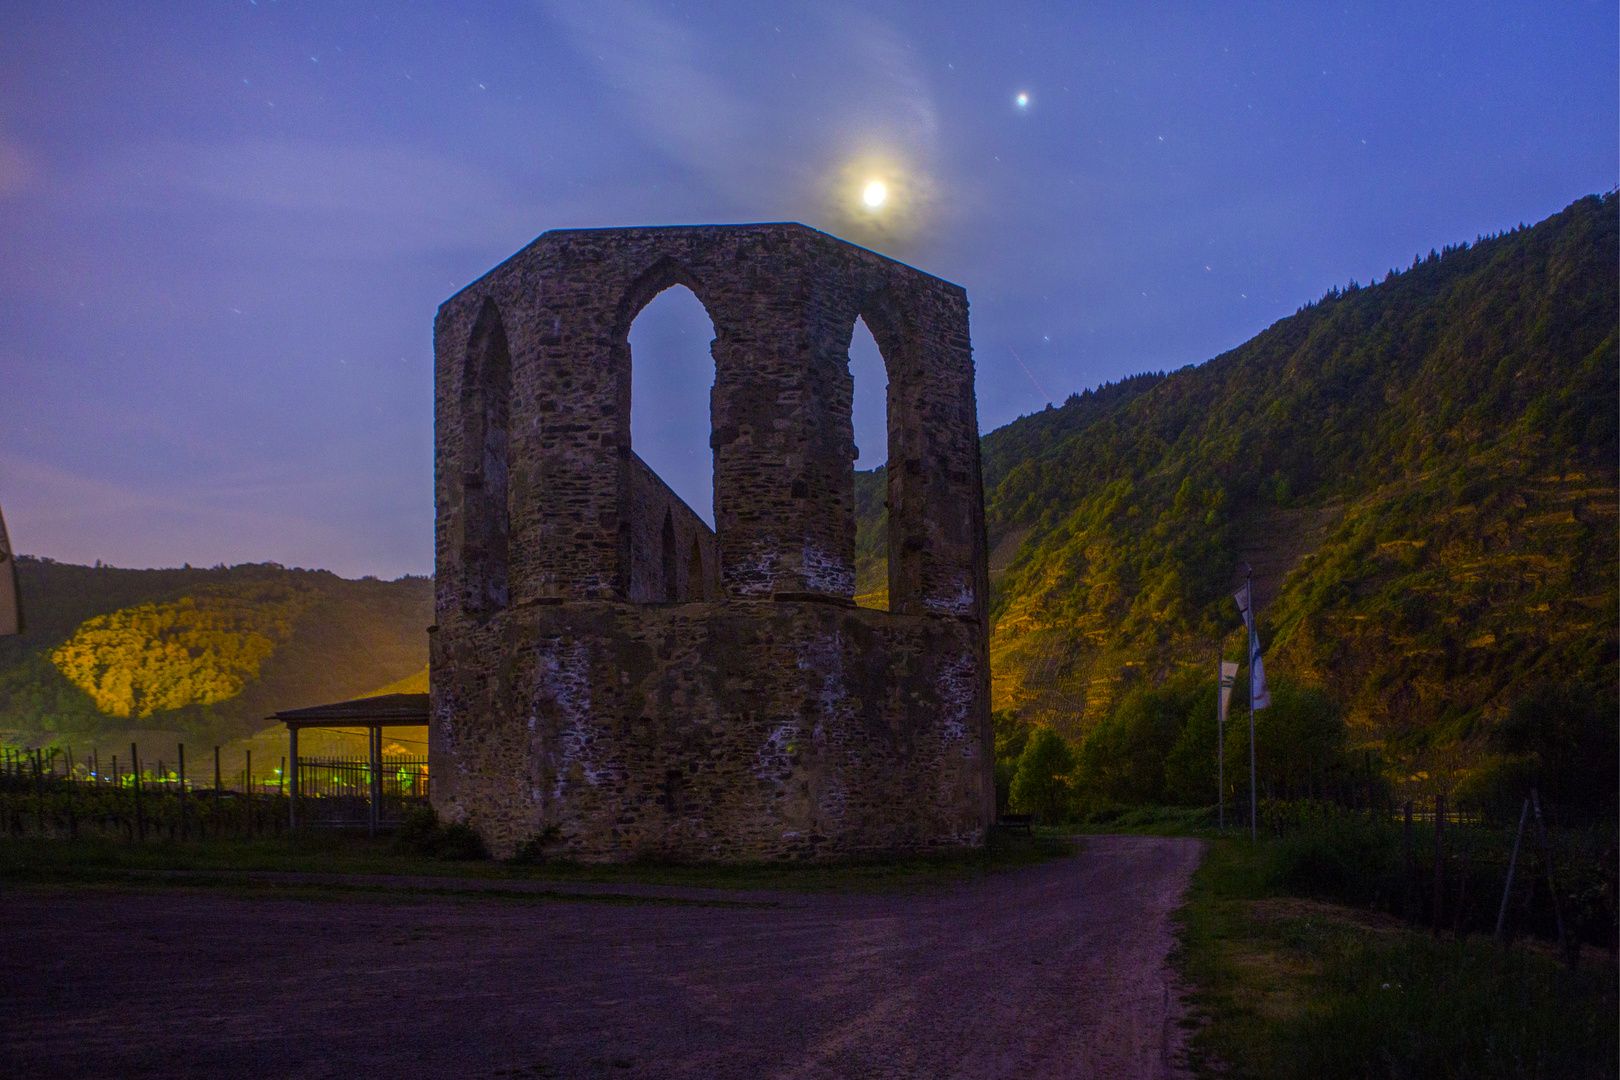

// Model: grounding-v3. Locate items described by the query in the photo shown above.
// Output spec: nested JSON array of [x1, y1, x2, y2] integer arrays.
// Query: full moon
[[862, 180, 887, 208]]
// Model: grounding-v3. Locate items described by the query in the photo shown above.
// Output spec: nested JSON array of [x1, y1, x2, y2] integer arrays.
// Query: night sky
[[0, 2, 1613, 577]]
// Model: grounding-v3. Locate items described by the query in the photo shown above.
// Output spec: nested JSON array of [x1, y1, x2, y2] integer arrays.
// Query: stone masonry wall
[[432, 223, 992, 861], [430, 601, 987, 860], [626, 452, 716, 603]]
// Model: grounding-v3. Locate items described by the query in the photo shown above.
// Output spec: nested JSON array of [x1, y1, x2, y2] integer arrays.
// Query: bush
[[1266, 806, 1401, 908], [391, 805, 488, 861], [391, 805, 440, 855], [1471, 683, 1618, 823], [1164, 683, 1222, 805], [509, 824, 563, 864], [1220, 680, 1382, 806]]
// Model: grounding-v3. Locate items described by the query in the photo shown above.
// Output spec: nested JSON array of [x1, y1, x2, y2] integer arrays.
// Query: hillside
[[853, 372, 1166, 604], [865, 193, 1617, 780], [0, 558, 432, 747]]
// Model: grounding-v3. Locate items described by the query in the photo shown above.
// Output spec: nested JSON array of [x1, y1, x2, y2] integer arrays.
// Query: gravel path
[[0, 834, 1204, 1079]]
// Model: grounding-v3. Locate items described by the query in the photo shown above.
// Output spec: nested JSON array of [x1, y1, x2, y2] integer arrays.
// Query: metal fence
[[0, 744, 431, 837], [294, 756, 430, 828]]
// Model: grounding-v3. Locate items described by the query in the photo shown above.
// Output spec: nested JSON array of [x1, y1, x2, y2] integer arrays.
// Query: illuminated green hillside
[[0, 559, 432, 745], [864, 193, 1616, 785]]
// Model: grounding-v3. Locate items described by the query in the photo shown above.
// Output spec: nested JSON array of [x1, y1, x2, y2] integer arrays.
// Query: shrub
[[391, 805, 441, 856], [1266, 805, 1401, 908], [433, 822, 488, 861], [1478, 683, 1618, 822], [1009, 727, 1077, 824], [510, 824, 563, 864], [391, 804, 488, 861], [1074, 673, 1207, 809], [1221, 680, 1367, 804]]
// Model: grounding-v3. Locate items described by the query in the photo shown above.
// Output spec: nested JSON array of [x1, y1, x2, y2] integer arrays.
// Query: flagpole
[[1216, 645, 1224, 831], [1248, 566, 1257, 844]]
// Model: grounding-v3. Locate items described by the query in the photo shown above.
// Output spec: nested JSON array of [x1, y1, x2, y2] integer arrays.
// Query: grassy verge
[[1, 875, 779, 908], [1175, 834, 1618, 1079], [0, 829, 1074, 896]]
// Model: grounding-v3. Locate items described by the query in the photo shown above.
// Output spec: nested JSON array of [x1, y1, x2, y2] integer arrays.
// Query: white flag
[[1248, 628, 1271, 710], [1218, 661, 1239, 725], [1233, 580, 1255, 635], [1233, 581, 1270, 710]]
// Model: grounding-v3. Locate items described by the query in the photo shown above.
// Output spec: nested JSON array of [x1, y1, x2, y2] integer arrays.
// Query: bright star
[[1015, 92, 1030, 108], [862, 181, 887, 208]]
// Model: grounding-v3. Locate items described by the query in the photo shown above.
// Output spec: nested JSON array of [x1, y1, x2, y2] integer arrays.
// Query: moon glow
[[827, 152, 934, 249]]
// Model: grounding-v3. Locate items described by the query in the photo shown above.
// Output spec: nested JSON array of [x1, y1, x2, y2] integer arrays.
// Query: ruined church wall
[[432, 223, 986, 615], [430, 222, 993, 861], [429, 600, 991, 861]]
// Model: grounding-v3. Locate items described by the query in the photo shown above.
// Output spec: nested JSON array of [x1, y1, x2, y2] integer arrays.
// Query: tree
[[1009, 727, 1076, 824]]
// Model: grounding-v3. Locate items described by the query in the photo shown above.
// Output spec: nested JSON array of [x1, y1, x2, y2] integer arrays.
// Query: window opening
[[628, 284, 718, 528], [850, 315, 889, 610]]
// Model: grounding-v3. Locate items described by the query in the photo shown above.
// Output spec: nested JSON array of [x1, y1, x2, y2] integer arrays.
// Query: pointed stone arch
[[842, 287, 926, 613], [688, 535, 707, 601], [660, 508, 678, 601], [611, 255, 722, 605], [612, 255, 719, 341]]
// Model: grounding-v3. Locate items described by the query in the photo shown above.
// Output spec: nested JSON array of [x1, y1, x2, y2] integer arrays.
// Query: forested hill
[[853, 372, 1166, 599], [0, 559, 431, 745], [872, 193, 1617, 765]]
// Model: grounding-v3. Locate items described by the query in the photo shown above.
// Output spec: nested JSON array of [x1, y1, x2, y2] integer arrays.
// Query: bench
[[997, 813, 1034, 836]]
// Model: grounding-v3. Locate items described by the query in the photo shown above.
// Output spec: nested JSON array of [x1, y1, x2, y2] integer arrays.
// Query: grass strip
[[0, 831, 1074, 895], [1174, 834, 1618, 1080], [4, 873, 780, 908]]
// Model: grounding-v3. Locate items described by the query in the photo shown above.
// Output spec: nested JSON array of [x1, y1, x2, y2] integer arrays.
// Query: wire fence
[[0, 742, 430, 839], [1246, 792, 1617, 959]]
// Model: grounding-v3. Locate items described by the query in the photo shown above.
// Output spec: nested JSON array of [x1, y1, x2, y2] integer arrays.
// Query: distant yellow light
[[862, 180, 887, 208]]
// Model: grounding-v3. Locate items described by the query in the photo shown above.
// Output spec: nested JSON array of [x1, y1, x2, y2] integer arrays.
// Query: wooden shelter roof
[[270, 693, 428, 728]]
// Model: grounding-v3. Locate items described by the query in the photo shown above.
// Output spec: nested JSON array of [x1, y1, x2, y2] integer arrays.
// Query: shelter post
[[288, 725, 299, 830], [368, 724, 382, 837]]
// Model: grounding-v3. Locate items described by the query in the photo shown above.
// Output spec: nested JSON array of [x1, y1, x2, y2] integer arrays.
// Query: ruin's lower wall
[[429, 600, 993, 861]]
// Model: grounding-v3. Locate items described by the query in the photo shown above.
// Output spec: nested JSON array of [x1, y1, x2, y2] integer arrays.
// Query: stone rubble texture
[[431, 222, 992, 860]]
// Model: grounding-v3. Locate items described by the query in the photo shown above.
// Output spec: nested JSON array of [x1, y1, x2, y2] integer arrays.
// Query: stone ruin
[[429, 223, 992, 861]]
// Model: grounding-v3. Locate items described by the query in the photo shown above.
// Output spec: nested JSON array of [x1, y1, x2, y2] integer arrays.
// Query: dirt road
[[0, 834, 1204, 1079]]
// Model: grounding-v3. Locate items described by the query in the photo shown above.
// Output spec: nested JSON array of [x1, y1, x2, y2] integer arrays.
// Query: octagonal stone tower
[[430, 223, 992, 861]]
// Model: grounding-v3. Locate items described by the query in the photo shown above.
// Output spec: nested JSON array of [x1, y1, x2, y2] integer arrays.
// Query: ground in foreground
[[0, 834, 1200, 1079]]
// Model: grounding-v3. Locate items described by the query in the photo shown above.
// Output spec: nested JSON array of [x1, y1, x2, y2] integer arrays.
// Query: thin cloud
[[540, 0, 945, 248], [543, 0, 760, 200], [73, 139, 564, 260]]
